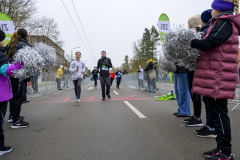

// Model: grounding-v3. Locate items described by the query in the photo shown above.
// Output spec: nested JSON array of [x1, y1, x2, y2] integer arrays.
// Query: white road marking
[[124, 101, 147, 119], [88, 87, 93, 90], [113, 90, 119, 95]]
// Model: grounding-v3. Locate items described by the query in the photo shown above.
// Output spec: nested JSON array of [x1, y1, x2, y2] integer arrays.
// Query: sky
[[36, 0, 213, 70]]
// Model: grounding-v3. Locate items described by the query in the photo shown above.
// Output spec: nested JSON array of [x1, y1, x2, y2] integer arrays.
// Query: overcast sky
[[36, 0, 213, 70]]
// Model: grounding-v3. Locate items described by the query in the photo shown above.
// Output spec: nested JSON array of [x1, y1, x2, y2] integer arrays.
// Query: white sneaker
[[76, 99, 80, 103]]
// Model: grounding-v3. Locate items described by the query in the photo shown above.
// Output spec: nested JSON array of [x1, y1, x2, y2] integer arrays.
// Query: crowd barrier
[[121, 69, 171, 94], [26, 72, 91, 100]]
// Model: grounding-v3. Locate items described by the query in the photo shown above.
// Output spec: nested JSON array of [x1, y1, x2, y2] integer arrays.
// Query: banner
[[157, 13, 173, 84], [0, 12, 15, 46], [158, 13, 170, 43]]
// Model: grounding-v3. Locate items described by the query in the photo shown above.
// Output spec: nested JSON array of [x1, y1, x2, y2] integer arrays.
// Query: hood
[[213, 12, 240, 35], [201, 22, 210, 32], [148, 62, 154, 66]]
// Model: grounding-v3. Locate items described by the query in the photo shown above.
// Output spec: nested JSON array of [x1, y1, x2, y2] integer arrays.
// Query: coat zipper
[[215, 74, 220, 100]]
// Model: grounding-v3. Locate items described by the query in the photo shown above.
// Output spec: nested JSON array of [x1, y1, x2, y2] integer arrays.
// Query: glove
[[6, 62, 24, 76]]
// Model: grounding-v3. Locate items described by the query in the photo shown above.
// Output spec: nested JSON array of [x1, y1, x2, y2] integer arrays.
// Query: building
[[28, 35, 65, 72]]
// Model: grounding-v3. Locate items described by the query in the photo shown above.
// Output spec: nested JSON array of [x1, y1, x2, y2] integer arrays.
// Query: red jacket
[[109, 73, 115, 79], [192, 14, 240, 99]]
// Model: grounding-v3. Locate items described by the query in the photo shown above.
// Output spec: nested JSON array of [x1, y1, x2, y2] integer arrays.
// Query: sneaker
[[205, 151, 234, 160], [0, 146, 12, 156], [173, 112, 178, 115], [183, 116, 194, 123], [107, 95, 111, 99], [176, 114, 191, 117], [76, 99, 80, 103], [11, 120, 30, 129], [185, 118, 203, 127], [196, 127, 217, 138], [22, 100, 30, 103], [203, 148, 219, 157], [102, 97, 106, 101], [195, 125, 207, 133], [8, 116, 25, 123]]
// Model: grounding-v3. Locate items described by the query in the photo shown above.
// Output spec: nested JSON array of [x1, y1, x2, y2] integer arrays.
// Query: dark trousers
[[208, 98, 231, 157], [187, 71, 202, 118], [202, 96, 214, 128], [93, 77, 98, 87], [0, 101, 8, 147], [9, 77, 23, 122], [22, 81, 27, 101], [100, 77, 110, 98], [116, 79, 121, 88], [31, 79, 38, 92], [73, 78, 82, 99], [56, 78, 61, 89], [110, 78, 114, 86]]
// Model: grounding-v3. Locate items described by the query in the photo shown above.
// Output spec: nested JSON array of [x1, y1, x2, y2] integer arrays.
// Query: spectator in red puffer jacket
[[190, 0, 240, 159]]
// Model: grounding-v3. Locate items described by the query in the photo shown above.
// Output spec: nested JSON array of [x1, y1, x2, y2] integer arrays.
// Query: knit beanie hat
[[212, 0, 234, 12], [0, 30, 6, 42], [149, 59, 153, 63], [201, 9, 213, 23], [188, 14, 201, 28]]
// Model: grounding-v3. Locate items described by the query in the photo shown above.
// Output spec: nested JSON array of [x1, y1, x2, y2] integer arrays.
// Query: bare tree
[[26, 16, 64, 47], [0, 0, 37, 28]]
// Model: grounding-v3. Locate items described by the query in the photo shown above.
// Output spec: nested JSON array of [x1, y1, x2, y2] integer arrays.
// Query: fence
[[26, 72, 91, 100], [121, 69, 171, 94]]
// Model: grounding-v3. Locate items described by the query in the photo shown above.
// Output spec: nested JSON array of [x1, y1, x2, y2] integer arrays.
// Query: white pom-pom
[[33, 42, 57, 69], [12, 46, 43, 79]]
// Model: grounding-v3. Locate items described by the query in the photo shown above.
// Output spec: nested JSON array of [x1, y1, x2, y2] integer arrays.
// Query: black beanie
[[201, 9, 213, 23], [0, 30, 6, 42]]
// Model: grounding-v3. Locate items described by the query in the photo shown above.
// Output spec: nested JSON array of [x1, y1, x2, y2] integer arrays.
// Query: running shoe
[[102, 97, 106, 101], [183, 116, 194, 123], [203, 148, 219, 157], [205, 151, 234, 160], [196, 127, 217, 138], [107, 95, 111, 99], [76, 99, 80, 103], [185, 118, 203, 127], [8, 116, 25, 123], [11, 120, 30, 129], [195, 125, 207, 133], [0, 146, 12, 156]]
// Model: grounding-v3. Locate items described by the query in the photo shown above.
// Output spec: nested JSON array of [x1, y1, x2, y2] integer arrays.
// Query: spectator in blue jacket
[[115, 67, 122, 89]]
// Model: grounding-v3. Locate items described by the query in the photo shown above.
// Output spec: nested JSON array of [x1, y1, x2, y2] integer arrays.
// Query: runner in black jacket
[[97, 51, 112, 100]]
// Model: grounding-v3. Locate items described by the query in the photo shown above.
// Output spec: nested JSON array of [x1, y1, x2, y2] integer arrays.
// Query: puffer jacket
[[0, 47, 22, 102], [191, 13, 240, 99]]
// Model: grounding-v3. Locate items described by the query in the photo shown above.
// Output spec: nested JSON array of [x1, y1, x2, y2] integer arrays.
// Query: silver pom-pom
[[33, 42, 56, 69], [159, 51, 176, 72], [162, 25, 202, 71], [12, 46, 43, 79]]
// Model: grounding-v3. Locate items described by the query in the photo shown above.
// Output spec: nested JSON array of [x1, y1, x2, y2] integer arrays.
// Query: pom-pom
[[159, 52, 176, 72], [12, 46, 43, 79], [162, 25, 202, 71], [33, 42, 56, 69]]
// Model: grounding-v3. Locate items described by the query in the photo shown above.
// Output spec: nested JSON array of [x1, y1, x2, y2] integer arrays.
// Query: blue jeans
[[174, 73, 191, 116], [94, 78, 98, 87]]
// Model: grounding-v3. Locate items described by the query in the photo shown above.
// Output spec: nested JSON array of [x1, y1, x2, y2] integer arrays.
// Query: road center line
[[113, 90, 119, 95], [124, 101, 147, 118]]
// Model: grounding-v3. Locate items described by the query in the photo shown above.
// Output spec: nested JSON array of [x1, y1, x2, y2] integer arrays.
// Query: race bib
[[102, 65, 108, 70]]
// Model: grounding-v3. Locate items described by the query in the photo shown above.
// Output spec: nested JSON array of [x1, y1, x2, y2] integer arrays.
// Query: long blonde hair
[[227, 0, 239, 14]]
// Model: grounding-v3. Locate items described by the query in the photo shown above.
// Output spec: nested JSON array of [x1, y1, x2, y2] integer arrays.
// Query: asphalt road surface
[[2, 81, 240, 160]]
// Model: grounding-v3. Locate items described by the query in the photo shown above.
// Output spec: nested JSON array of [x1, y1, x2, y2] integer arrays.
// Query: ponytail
[[227, 0, 239, 14], [7, 31, 17, 47], [7, 35, 21, 58]]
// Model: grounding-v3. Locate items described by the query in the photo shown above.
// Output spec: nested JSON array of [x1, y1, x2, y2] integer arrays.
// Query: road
[[2, 81, 240, 160]]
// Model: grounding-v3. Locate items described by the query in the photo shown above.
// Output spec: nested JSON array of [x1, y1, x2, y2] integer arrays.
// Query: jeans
[[174, 73, 191, 116], [73, 78, 83, 99], [208, 97, 231, 157], [56, 78, 61, 89], [63, 74, 68, 88], [100, 77, 110, 98], [0, 101, 7, 146], [138, 79, 144, 89], [93, 77, 98, 87]]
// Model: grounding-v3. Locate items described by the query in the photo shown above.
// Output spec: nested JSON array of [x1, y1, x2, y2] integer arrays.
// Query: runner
[[69, 51, 85, 103], [115, 67, 122, 89], [109, 70, 115, 88], [97, 51, 112, 101], [91, 66, 99, 89]]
